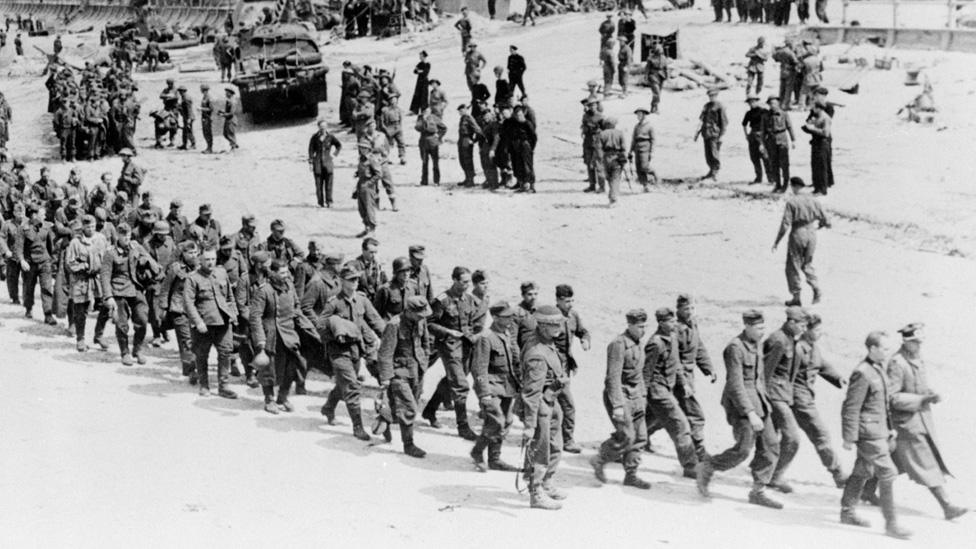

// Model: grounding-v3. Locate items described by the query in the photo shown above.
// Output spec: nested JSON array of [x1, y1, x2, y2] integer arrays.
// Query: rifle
[[622, 156, 633, 191]]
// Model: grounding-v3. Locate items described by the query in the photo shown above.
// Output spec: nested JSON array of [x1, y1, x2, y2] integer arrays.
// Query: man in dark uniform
[[177, 86, 196, 150], [117, 149, 144, 205], [199, 84, 214, 154], [454, 7, 472, 55], [470, 301, 521, 472], [552, 284, 589, 454], [18, 209, 57, 325], [597, 117, 626, 205], [644, 307, 700, 477], [763, 96, 795, 192], [374, 256, 417, 320], [762, 306, 808, 493], [590, 308, 651, 489], [422, 266, 485, 440], [221, 88, 239, 151], [839, 331, 912, 539], [742, 94, 769, 184], [519, 305, 568, 510], [580, 98, 604, 193], [697, 310, 783, 509], [802, 101, 833, 195], [407, 244, 434, 304], [307, 119, 342, 208], [350, 236, 386, 302], [377, 295, 433, 458], [159, 240, 200, 383], [183, 245, 239, 399], [695, 88, 727, 181], [456, 103, 483, 187], [475, 102, 500, 189], [507, 45, 527, 98], [772, 176, 830, 306], [356, 151, 382, 237]]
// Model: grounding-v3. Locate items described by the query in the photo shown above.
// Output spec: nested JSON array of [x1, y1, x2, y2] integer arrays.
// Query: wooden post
[[842, 0, 848, 25], [892, 0, 898, 28]]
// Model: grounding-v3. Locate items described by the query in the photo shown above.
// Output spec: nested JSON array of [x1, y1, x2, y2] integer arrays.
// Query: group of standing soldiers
[[711, 0, 830, 25], [47, 60, 141, 162], [152, 77, 238, 154]]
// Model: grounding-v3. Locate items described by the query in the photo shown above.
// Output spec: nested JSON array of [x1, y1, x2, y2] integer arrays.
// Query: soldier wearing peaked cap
[[644, 307, 700, 478], [743, 94, 769, 185], [377, 295, 433, 458], [580, 98, 605, 193], [881, 323, 968, 520], [695, 88, 727, 181], [698, 310, 783, 509], [469, 300, 522, 473], [519, 304, 568, 510], [590, 309, 651, 490]]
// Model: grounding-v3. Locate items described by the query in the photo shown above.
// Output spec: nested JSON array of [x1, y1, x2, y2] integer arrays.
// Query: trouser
[[60, 129, 76, 160], [384, 129, 406, 161], [182, 120, 196, 148], [357, 181, 377, 230], [192, 323, 233, 389], [648, 374, 708, 459], [583, 146, 597, 190], [264, 344, 303, 402], [842, 438, 898, 506], [605, 158, 623, 203], [647, 393, 699, 471], [379, 163, 395, 203], [201, 118, 213, 150], [778, 74, 795, 107], [220, 62, 232, 81], [769, 400, 802, 481], [5, 258, 21, 302], [747, 71, 764, 95], [458, 138, 476, 184], [388, 376, 419, 426], [747, 135, 768, 182], [487, 0, 496, 17], [168, 312, 196, 376], [460, 34, 470, 55], [510, 74, 526, 97], [597, 394, 647, 473], [786, 227, 818, 297], [71, 300, 108, 342], [792, 387, 841, 473], [735, 0, 749, 19], [601, 58, 615, 90], [523, 1, 536, 24], [478, 141, 499, 188], [633, 146, 655, 187], [314, 168, 334, 206], [322, 355, 362, 414], [523, 391, 562, 489], [775, 0, 792, 24], [815, 0, 829, 21], [438, 343, 472, 417], [649, 79, 662, 112], [710, 412, 778, 486], [703, 137, 721, 174], [797, 0, 810, 21], [224, 122, 237, 148], [419, 141, 440, 185], [113, 294, 148, 357], [23, 261, 53, 314], [478, 395, 513, 442], [811, 138, 832, 194], [145, 288, 163, 339], [617, 64, 628, 95], [766, 141, 790, 188], [557, 379, 576, 443]]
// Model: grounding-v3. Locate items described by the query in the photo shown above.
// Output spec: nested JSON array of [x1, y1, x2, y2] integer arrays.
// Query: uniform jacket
[[373, 277, 419, 320], [351, 254, 386, 302], [762, 326, 800, 403], [183, 266, 238, 327], [554, 308, 589, 372], [415, 112, 447, 147], [605, 331, 646, 410], [249, 279, 312, 354], [308, 130, 342, 172], [699, 101, 728, 139], [644, 330, 681, 399], [158, 260, 193, 316], [721, 332, 770, 419], [472, 327, 519, 399], [429, 287, 486, 350], [17, 221, 56, 264], [630, 120, 654, 153], [841, 358, 892, 443], [378, 315, 431, 382], [887, 350, 939, 439], [519, 335, 567, 431], [65, 232, 108, 302], [793, 337, 843, 395], [218, 249, 249, 319], [676, 319, 713, 379], [320, 290, 386, 358], [100, 240, 158, 299]]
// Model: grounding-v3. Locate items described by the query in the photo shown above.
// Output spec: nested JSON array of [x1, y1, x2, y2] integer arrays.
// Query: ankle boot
[[880, 480, 912, 540], [623, 471, 651, 490], [860, 477, 880, 505], [470, 436, 488, 470], [931, 486, 969, 520], [529, 487, 561, 510], [401, 424, 426, 458], [487, 440, 519, 472], [455, 402, 477, 441], [349, 408, 372, 441]]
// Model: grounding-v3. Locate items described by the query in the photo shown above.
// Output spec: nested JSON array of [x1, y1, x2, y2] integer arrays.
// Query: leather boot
[[748, 486, 784, 509], [455, 402, 477, 441], [542, 478, 567, 501], [784, 293, 802, 307], [487, 440, 519, 472], [623, 471, 651, 490], [861, 477, 880, 506], [931, 486, 969, 520], [529, 487, 561, 510], [695, 458, 714, 498], [421, 393, 442, 428], [880, 480, 912, 540], [349, 408, 372, 441], [840, 474, 870, 527], [589, 454, 607, 483], [401, 425, 426, 458], [830, 467, 849, 488], [470, 436, 488, 471]]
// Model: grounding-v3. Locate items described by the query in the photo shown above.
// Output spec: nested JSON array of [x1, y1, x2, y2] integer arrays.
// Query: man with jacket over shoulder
[[100, 222, 159, 366]]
